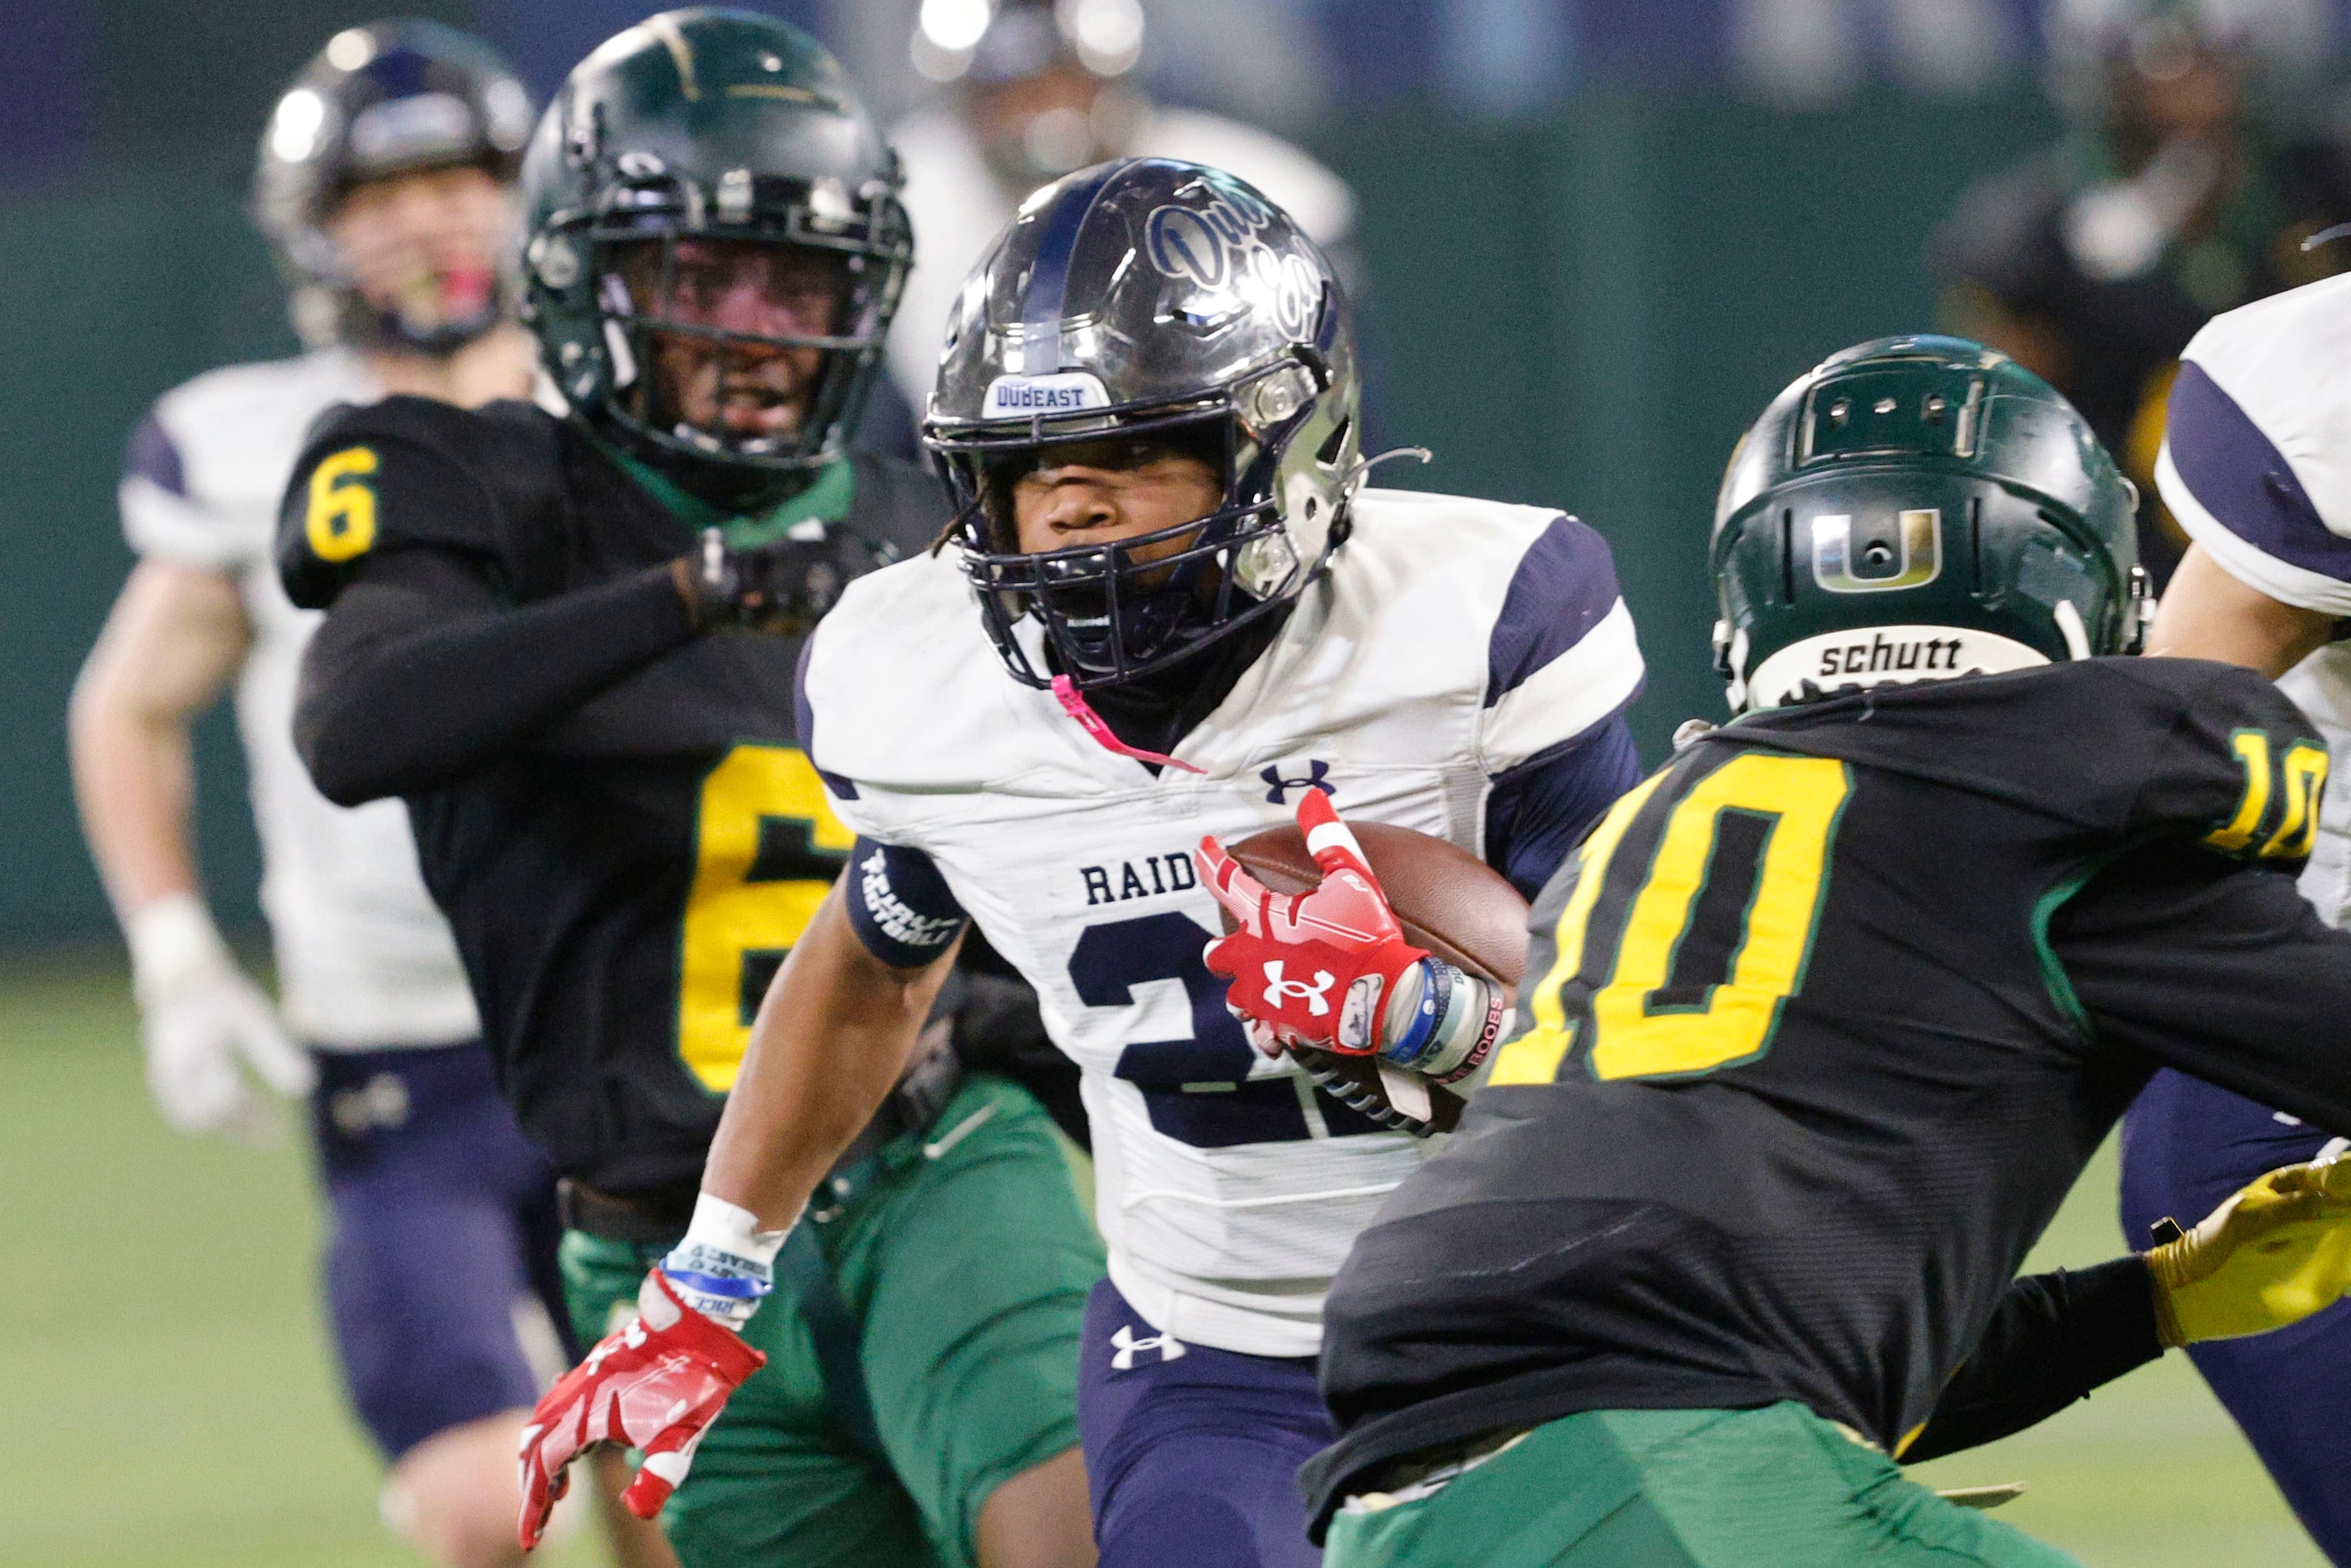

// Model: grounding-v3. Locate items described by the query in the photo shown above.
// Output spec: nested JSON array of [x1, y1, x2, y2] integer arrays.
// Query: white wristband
[[676, 1191, 797, 1272], [125, 893, 230, 1005], [661, 1192, 800, 1326]]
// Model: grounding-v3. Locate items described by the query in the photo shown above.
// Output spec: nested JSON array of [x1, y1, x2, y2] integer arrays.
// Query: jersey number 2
[[678, 745, 854, 1091], [1494, 753, 1852, 1085]]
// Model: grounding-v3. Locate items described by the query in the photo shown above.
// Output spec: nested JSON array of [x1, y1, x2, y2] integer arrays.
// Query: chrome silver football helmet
[[924, 157, 1362, 690]]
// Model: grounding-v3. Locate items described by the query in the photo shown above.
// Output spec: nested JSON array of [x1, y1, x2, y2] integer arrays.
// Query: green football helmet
[[516, 8, 911, 510], [1711, 336, 2150, 712]]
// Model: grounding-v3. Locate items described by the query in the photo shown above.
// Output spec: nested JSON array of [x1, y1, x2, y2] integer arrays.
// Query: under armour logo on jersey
[[1261, 760, 1334, 805], [1262, 960, 1337, 1016], [1110, 1324, 1188, 1370]]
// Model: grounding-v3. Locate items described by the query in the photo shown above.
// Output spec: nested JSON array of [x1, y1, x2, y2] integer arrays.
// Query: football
[[1219, 817, 1531, 1135]]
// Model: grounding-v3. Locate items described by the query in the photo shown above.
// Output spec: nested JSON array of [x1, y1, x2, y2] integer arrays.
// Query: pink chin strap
[[1051, 675, 1207, 776]]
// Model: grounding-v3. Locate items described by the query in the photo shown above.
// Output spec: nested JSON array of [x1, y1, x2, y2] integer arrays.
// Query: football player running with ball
[[541, 157, 1651, 1567], [65, 23, 655, 1567], [1230, 337, 2351, 1567], [277, 13, 1102, 1568]]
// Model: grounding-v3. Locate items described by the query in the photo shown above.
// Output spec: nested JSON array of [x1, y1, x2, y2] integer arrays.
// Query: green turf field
[[0, 947, 2327, 1565]]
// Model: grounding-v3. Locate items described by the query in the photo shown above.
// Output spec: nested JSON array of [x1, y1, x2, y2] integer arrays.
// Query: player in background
[[528, 156, 1650, 1568], [2111, 267, 2351, 1560], [1231, 336, 2351, 1566], [882, 0, 1354, 418], [1933, 0, 2351, 585], [65, 23, 660, 1568], [276, 14, 1102, 1567]]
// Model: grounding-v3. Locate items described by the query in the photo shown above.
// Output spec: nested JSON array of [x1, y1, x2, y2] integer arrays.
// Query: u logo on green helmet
[[1811, 509, 1941, 594]]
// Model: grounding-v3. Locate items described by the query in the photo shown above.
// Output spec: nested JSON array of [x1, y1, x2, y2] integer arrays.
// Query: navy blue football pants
[[311, 1040, 575, 1460], [1078, 1279, 1329, 1567], [2121, 1069, 2351, 1564]]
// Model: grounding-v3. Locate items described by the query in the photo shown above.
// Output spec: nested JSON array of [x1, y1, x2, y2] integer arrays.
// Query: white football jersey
[[119, 348, 480, 1050], [801, 488, 1644, 1354], [2158, 274, 2351, 928]]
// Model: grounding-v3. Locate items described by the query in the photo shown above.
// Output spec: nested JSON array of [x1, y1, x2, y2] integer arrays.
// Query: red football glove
[[1196, 792, 1430, 1056], [517, 1268, 766, 1550]]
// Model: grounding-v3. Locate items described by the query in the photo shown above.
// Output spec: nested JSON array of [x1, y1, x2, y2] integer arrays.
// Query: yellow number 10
[[1493, 752, 1852, 1086], [2203, 729, 2326, 862]]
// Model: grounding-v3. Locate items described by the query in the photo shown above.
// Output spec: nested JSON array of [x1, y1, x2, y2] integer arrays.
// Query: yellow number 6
[[306, 446, 379, 563]]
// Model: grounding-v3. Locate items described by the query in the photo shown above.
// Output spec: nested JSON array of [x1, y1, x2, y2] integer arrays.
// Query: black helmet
[[517, 8, 912, 512], [926, 158, 1362, 691], [1711, 336, 2149, 712], [253, 19, 533, 354]]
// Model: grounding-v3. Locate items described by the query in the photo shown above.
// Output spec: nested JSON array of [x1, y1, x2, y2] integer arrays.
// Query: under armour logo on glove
[[1261, 960, 1337, 1017], [1196, 791, 1429, 1057], [1110, 1323, 1189, 1370]]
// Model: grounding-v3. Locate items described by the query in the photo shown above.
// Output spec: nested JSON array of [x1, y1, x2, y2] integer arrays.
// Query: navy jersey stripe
[[2169, 359, 2351, 581], [1019, 163, 1130, 376], [125, 410, 187, 497], [843, 837, 968, 969], [793, 636, 858, 799], [1482, 712, 1644, 899], [1484, 513, 1622, 707]]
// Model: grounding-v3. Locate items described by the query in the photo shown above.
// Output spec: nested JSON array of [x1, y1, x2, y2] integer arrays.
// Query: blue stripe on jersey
[[843, 837, 968, 969], [125, 410, 186, 496], [2169, 359, 2351, 582], [793, 638, 858, 800], [1019, 163, 1127, 376], [1484, 513, 1623, 706], [1483, 713, 1644, 899]]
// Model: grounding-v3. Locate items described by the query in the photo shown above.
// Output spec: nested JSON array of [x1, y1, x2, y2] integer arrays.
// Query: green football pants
[[1323, 1404, 2084, 1568], [559, 1075, 1105, 1568]]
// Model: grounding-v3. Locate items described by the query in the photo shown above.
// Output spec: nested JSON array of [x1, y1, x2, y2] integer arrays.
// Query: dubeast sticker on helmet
[[983, 372, 1111, 419], [1813, 509, 1941, 593]]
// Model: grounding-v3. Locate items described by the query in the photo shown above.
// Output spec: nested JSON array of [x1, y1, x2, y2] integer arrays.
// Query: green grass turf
[[0, 948, 609, 1568], [0, 948, 2326, 1565]]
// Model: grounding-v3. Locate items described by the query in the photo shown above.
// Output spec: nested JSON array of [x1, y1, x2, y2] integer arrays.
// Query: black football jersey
[[277, 397, 952, 1201], [1309, 658, 2351, 1512]]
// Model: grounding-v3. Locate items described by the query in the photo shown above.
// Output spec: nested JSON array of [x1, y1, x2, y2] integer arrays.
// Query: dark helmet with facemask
[[517, 8, 912, 511], [926, 157, 1362, 691], [253, 18, 534, 355]]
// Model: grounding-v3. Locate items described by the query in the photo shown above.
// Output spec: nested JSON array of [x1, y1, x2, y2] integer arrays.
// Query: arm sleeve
[[1901, 1257, 2165, 1464], [118, 407, 255, 572], [293, 544, 696, 805], [840, 837, 969, 969], [1481, 714, 1644, 900], [2158, 355, 2351, 616], [1477, 515, 1646, 776], [2124, 662, 2330, 854], [2052, 840, 2351, 1136]]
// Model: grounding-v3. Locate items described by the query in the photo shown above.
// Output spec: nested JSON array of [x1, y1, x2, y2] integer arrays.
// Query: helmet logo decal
[[1812, 509, 1940, 594], [983, 372, 1110, 418], [1145, 185, 1321, 341]]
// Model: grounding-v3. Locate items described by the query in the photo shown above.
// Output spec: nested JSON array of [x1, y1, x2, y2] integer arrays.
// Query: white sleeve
[[1476, 514, 1647, 775], [118, 407, 250, 573], [2160, 292, 2351, 616]]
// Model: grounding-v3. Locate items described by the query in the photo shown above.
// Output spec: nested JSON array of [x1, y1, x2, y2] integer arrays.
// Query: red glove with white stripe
[[1196, 792, 1432, 1056], [517, 1268, 766, 1550]]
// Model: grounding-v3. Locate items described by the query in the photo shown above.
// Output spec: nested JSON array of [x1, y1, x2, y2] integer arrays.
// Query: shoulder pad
[[276, 397, 560, 609], [2164, 276, 2351, 615]]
